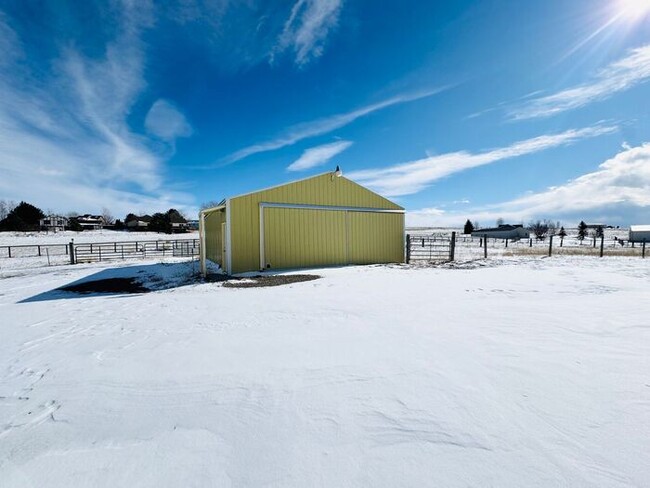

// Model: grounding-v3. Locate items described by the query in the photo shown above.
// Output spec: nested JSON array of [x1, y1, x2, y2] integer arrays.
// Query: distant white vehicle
[[629, 225, 650, 243]]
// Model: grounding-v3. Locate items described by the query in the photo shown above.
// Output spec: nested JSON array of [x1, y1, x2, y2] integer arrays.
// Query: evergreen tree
[[67, 217, 83, 232], [149, 212, 172, 234], [577, 221, 588, 241], [558, 226, 567, 238], [0, 201, 45, 231], [463, 219, 474, 234]]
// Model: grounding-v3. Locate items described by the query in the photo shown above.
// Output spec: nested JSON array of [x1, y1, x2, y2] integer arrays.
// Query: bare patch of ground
[[221, 274, 320, 288]]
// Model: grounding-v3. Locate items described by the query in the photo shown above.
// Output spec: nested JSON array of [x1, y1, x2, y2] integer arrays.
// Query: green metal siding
[[204, 209, 225, 268], [263, 207, 348, 269], [228, 173, 404, 273], [348, 211, 405, 264]]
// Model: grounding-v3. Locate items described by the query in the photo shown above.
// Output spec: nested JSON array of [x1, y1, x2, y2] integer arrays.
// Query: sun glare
[[617, 0, 650, 21]]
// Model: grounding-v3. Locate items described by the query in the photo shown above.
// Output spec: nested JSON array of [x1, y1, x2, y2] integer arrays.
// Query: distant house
[[168, 210, 189, 233], [629, 225, 650, 243], [472, 224, 530, 240], [39, 215, 68, 232], [77, 214, 105, 230], [187, 220, 199, 231], [126, 215, 152, 230], [585, 223, 613, 229]]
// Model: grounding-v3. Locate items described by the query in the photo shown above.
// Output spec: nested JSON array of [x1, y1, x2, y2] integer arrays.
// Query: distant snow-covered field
[[1, 257, 649, 486], [0, 229, 198, 246], [0, 230, 199, 272]]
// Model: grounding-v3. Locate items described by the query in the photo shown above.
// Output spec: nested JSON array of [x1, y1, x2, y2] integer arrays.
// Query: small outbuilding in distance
[[471, 224, 530, 240], [199, 169, 405, 275], [629, 225, 650, 243]]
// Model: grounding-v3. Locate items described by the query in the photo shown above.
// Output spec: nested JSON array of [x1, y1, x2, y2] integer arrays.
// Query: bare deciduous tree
[[101, 207, 115, 225], [529, 220, 550, 240], [200, 201, 223, 211]]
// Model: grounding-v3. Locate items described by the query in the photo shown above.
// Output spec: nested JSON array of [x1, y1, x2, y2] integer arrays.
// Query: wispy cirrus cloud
[[407, 142, 650, 227], [349, 125, 618, 197], [287, 140, 352, 171], [271, 0, 343, 66], [220, 87, 447, 165], [511, 44, 650, 120], [0, 2, 196, 216]]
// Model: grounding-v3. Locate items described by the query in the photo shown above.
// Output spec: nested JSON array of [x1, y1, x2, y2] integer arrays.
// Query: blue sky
[[1, 0, 649, 226]]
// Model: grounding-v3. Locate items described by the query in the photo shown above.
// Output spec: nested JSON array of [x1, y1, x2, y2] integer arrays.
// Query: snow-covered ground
[[0, 231, 199, 272], [1, 257, 649, 487], [0, 229, 198, 246]]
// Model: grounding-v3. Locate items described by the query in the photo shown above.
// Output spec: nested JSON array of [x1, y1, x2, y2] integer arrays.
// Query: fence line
[[406, 232, 647, 262], [0, 238, 200, 265]]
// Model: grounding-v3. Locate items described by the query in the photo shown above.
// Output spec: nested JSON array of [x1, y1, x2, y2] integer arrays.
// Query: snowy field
[[407, 227, 644, 260], [0, 230, 198, 246], [1, 257, 650, 487], [0, 231, 199, 272]]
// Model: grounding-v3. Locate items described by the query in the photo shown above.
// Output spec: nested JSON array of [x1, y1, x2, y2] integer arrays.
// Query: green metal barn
[[199, 171, 405, 274]]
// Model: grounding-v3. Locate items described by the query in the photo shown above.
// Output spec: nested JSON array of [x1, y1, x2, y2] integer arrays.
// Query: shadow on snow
[[19, 262, 200, 303]]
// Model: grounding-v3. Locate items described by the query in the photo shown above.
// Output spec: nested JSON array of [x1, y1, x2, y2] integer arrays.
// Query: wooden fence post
[[449, 231, 456, 261], [505, 238, 508, 248], [548, 235, 553, 257], [483, 234, 488, 259], [38, 245, 41, 256], [406, 234, 411, 263], [529, 238, 532, 247], [599, 235, 605, 258], [643, 239, 646, 259], [8, 246, 11, 258], [69, 240, 75, 264]]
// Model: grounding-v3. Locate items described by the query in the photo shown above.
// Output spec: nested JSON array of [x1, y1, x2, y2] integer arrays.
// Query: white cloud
[[511, 44, 650, 120], [287, 140, 352, 171], [349, 125, 618, 197], [406, 143, 650, 227], [272, 0, 342, 66], [0, 3, 197, 217], [145, 99, 192, 141], [221, 87, 446, 165]]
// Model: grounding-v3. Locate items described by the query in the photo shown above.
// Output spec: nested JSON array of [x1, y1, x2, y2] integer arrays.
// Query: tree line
[[463, 218, 604, 241], [0, 200, 189, 234]]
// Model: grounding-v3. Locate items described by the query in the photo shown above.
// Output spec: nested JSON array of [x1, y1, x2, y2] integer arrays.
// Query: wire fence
[[406, 231, 647, 262], [0, 238, 200, 268]]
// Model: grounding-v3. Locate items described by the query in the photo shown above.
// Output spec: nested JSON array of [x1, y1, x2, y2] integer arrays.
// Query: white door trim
[[225, 199, 232, 274]]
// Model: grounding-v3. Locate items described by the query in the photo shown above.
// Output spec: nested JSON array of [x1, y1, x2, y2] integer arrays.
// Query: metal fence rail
[[73, 239, 199, 263], [406, 233, 454, 262], [0, 243, 69, 259], [0, 238, 200, 265]]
